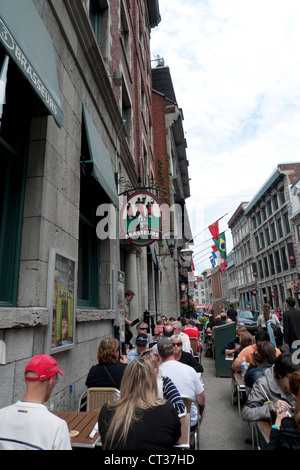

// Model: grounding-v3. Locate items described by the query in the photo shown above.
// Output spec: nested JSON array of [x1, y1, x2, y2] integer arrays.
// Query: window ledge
[[0, 307, 49, 329], [76, 308, 115, 322]]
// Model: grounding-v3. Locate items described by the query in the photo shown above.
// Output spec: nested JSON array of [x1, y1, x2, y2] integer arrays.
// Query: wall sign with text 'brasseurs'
[[120, 191, 162, 247]]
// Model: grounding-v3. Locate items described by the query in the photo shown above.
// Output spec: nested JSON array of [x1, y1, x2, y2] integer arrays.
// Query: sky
[[150, 0, 300, 274]]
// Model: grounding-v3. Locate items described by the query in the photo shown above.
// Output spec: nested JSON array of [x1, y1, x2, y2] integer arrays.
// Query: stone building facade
[[0, 0, 168, 410], [228, 163, 300, 311]]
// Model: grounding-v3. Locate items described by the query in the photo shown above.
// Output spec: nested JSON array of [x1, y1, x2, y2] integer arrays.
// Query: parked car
[[237, 309, 258, 334]]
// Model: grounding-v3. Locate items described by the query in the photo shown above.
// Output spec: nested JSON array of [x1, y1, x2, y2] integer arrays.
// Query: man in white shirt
[[0, 354, 72, 450], [172, 321, 191, 352], [157, 338, 205, 427]]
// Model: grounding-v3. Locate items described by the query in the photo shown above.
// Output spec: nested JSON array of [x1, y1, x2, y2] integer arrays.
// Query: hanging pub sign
[[120, 190, 163, 246]]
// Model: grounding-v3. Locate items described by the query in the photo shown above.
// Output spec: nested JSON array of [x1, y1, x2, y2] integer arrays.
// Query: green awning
[[82, 105, 119, 208], [0, 0, 63, 127]]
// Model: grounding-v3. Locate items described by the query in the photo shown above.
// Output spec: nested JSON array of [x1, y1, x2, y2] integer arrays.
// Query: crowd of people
[[1, 295, 300, 451], [214, 298, 300, 450]]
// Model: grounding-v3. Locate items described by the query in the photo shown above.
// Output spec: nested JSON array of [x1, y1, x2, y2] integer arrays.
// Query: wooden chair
[[78, 387, 120, 412], [181, 395, 201, 450], [189, 337, 200, 362]]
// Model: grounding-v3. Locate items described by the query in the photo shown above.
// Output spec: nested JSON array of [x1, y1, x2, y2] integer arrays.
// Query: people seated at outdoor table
[[158, 338, 205, 428], [183, 320, 200, 352], [205, 314, 219, 335], [232, 331, 255, 359], [228, 332, 254, 381], [154, 318, 164, 335], [141, 349, 185, 416], [231, 330, 281, 374], [171, 335, 203, 373], [219, 309, 227, 323], [0, 354, 72, 450], [222, 326, 247, 356], [210, 317, 224, 341], [244, 341, 277, 388], [152, 324, 174, 350], [227, 304, 238, 323], [86, 337, 127, 390], [268, 370, 300, 450], [130, 321, 153, 348], [171, 320, 191, 352], [98, 356, 181, 450], [126, 333, 149, 363], [242, 352, 300, 423]]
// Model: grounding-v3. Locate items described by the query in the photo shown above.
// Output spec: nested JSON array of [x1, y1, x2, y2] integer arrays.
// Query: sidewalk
[[199, 353, 252, 450]]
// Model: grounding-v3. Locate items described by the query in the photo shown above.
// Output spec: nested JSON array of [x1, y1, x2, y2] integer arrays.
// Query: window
[[283, 212, 291, 234], [277, 217, 283, 238], [120, 2, 130, 63], [281, 246, 288, 271], [265, 227, 271, 245], [279, 188, 286, 205], [258, 260, 264, 278], [262, 206, 267, 222], [274, 250, 281, 273], [260, 232, 265, 249], [122, 84, 133, 148], [267, 199, 272, 217], [88, 0, 109, 56], [78, 120, 101, 308], [297, 224, 300, 242], [271, 223, 276, 242], [263, 257, 269, 277], [0, 53, 36, 306], [273, 194, 279, 211], [269, 253, 275, 275], [255, 235, 260, 252], [257, 211, 262, 225], [252, 217, 257, 230]]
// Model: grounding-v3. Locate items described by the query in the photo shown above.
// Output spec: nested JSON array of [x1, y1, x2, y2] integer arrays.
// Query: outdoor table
[[251, 420, 271, 450], [233, 373, 246, 418], [53, 410, 190, 449], [256, 420, 271, 445], [52, 411, 100, 449], [225, 354, 234, 361]]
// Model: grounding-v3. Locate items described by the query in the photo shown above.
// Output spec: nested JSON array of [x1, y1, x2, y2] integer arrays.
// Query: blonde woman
[[98, 356, 181, 450]]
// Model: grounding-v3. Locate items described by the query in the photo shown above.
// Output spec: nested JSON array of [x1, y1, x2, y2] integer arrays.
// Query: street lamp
[[180, 248, 194, 318], [157, 229, 176, 260]]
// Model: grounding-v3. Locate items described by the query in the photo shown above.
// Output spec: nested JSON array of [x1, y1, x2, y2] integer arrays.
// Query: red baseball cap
[[25, 354, 64, 382]]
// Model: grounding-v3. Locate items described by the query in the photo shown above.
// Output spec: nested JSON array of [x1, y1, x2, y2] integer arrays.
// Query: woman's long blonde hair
[[103, 355, 165, 449]]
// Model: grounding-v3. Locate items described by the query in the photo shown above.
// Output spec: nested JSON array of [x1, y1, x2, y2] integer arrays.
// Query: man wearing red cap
[[0, 354, 72, 450]]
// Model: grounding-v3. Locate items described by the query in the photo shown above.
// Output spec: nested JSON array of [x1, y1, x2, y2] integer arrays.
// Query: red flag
[[208, 221, 219, 240], [220, 261, 227, 273], [211, 245, 218, 252]]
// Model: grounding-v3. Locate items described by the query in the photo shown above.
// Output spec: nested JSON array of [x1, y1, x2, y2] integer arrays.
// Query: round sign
[[120, 191, 163, 246]]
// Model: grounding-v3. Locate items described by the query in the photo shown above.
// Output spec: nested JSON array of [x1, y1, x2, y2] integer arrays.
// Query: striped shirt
[[162, 376, 185, 416]]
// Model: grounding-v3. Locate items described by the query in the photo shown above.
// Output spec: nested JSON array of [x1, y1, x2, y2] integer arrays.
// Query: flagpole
[[185, 213, 228, 245]]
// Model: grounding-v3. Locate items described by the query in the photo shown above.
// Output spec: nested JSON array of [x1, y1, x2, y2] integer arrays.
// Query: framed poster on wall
[[46, 249, 77, 354]]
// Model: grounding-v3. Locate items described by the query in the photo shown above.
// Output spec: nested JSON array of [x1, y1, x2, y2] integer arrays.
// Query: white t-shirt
[[0, 401, 72, 450], [160, 360, 204, 425]]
